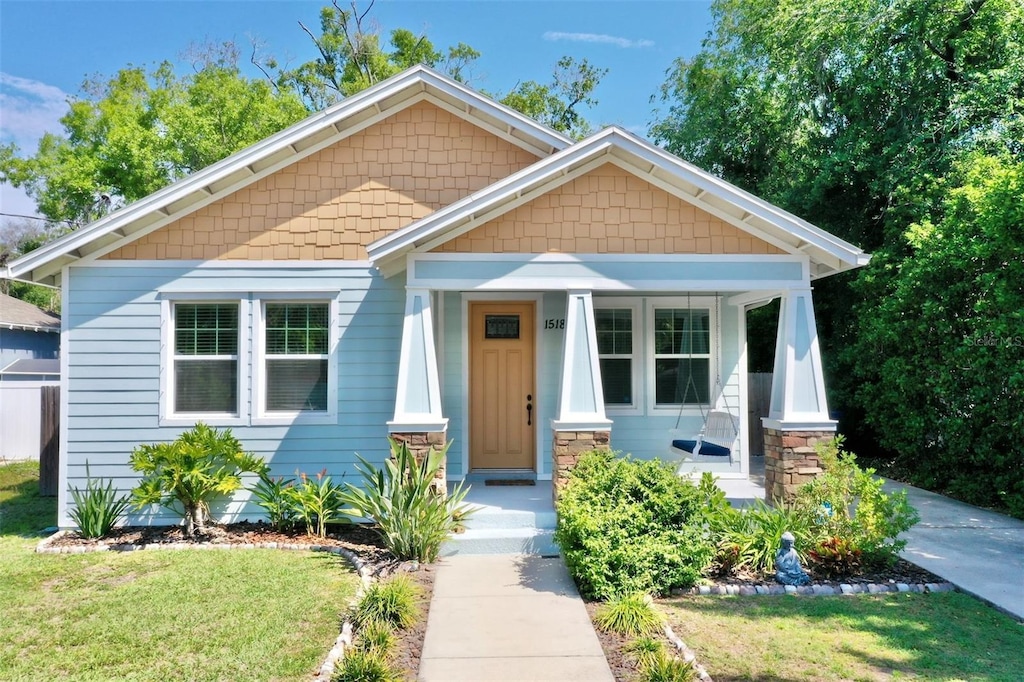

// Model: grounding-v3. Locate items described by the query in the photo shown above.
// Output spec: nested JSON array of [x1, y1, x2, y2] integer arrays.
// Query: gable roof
[[4, 66, 572, 286], [367, 127, 870, 279], [0, 292, 60, 332]]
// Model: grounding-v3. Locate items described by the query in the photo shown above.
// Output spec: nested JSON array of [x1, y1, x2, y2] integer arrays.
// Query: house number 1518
[[544, 319, 565, 330]]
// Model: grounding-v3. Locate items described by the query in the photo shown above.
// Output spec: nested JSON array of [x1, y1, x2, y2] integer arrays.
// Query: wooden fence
[[747, 372, 773, 456], [39, 386, 60, 496]]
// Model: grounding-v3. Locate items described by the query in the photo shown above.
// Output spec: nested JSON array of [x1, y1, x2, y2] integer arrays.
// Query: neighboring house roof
[[3, 66, 868, 286], [368, 127, 869, 279], [0, 358, 60, 375], [0, 292, 60, 332], [3, 66, 572, 287]]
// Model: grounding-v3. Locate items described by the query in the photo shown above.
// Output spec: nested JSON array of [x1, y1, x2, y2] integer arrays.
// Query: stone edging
[[677, 581, 956, 596], [35, 530, 375, 682], [663, 623, 713, 682]]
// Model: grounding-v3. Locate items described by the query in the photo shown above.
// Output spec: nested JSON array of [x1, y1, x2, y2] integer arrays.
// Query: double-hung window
[[172, 303, 239, 415], [262, 302, 331, 414], [595, 307, 637, 409], [652, 306, 711, 407]]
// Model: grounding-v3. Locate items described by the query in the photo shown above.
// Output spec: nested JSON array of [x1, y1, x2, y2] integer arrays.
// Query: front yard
[[659, 592, 1024, 682], [0, 461, 359, 681]]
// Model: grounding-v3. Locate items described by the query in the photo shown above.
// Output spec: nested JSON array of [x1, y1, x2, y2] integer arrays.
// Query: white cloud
[[0, 73, 69, 151], [543, 31, 654, 49]]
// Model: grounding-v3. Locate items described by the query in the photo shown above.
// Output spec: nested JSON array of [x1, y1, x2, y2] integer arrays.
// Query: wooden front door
[[469, 302, 536, 470]]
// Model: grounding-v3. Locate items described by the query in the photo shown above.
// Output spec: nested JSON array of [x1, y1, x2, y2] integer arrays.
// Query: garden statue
[[775, 531, 811, 586]]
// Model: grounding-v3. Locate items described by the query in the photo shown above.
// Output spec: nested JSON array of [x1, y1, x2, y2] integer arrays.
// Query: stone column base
[[552, 430, 610, 504], [390, 431, 447, 497], [763, 428, 834, 504]]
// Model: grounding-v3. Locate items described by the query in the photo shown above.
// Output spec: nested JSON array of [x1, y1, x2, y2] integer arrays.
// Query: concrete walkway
[[883, 479, 1024, 620], [418, 554, 615, 681]]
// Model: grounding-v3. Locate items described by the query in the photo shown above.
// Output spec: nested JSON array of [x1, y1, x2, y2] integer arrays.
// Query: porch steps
[[441, 479, 560, 557]]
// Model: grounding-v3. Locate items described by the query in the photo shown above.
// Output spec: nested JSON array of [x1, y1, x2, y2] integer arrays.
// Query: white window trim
[[646, 296, 719, 415], [252, 295, 340, 425], [159, 297, 249, 427], [593, 297, 643, 416]]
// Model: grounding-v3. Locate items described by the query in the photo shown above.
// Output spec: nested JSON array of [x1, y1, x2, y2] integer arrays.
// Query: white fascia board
[[7, 65, 571, 284]]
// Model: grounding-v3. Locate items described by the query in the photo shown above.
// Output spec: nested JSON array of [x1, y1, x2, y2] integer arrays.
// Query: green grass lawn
[[0, 461, 360, 682], [660, 593, 1024, 682]]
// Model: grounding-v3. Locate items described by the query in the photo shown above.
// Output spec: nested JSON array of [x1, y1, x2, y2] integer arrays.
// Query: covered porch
[[384, 256, 838, 501], [367, 127, 867, 503]]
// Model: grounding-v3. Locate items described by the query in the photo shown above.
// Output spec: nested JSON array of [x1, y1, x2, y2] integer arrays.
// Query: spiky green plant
[[340, 438, 473, 562], [355, 617, 396, 658], [593, 593, 665, 637], [68, 464, 131, 538], [330, 648, 401, 682], [291, 469, 347, 538], [353, 575, 421, 630], [642, 652, 698, 682], [626, 636, 665, 670]]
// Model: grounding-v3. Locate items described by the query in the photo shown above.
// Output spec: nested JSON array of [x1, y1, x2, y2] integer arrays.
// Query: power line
[[0, 212, 62, 223]]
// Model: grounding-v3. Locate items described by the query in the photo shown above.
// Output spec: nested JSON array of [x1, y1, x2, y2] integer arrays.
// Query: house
[[0, 292, 60, 460], [0, 292, 60, 379], [2, 66, 868, 527]]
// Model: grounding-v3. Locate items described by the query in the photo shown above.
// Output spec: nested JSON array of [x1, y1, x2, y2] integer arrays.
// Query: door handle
[[526, 394, 533, 426]]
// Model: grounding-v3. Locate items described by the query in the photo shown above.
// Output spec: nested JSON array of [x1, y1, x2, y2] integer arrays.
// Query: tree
[[2, 44, 308, 225], [650, 0, 1024, 512], [266, 0, 482, 110], [3, 3, 606, 227], [498, 56, 607, 139], [853, 155, 1024, 516]]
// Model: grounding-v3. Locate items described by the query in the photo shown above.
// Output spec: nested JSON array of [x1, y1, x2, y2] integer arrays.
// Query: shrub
[[129, 423, 267, 535], [555, 450, 716, 600], [292, 469, 347, 538], [796, 437, 919, 567], [68, 464, 131, 538], [331, 649, 400, 682], [715, 499, 815, 575], [353, 574, 421, 630], [593, 593, 665, 636], [340, 438, 471, 563], [250, 475, 298, 531]]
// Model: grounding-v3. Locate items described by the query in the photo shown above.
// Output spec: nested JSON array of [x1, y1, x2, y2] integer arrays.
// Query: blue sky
[[0, 0, 713, 217]]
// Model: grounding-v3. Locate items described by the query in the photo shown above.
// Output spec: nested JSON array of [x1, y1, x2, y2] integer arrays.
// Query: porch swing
[[667, 297, 739, 466]]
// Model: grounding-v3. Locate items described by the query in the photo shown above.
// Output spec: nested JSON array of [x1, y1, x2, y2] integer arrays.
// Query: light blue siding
[[0, 328, 60, 370], [440, 292, 464, 477], [602, 296, 744, 475], [62, 264, 406, 527]]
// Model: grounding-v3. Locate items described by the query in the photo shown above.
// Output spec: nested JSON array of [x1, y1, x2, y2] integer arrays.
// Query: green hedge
[[554, 451, 715, 600]]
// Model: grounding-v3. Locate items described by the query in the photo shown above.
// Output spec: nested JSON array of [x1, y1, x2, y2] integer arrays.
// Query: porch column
[[551, 290, 612, 501], [762, 288, 836, 503], [388, 288, 448, 492]]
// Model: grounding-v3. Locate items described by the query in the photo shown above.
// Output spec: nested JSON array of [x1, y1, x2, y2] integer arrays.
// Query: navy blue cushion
[[671, 439, 731, 458]]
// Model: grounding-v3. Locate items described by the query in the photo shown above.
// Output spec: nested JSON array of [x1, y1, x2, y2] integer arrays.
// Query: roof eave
[[6, 65, 573, 284]]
